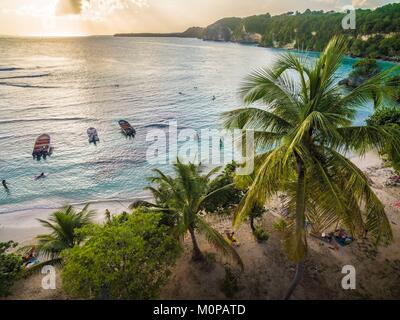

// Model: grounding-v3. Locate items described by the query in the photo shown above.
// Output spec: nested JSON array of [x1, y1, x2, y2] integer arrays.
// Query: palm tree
[[223, 36, 400, 299], [146, 159, 243, 269], [36, 204, 95, 260]]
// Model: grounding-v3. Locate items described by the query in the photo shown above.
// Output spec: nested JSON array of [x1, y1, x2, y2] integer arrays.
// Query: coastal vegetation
[[2, 31, 400, 300], [390, 75, 400, 101], [61, 210, 181, 299], [217, 3, 400, 60], [223, 35, 400, 299], [143, 160, 243, 268], [259, 4, 400, 58], [201, 162, 245, 215], [367, 107, 400, 172], [220, 266, 240, 298], [0, 241, 22, 297], [115, 3, 400, 60], [34, 205, 95, 261], [114, 26, 204, 39], [340, 58, 381, 88]]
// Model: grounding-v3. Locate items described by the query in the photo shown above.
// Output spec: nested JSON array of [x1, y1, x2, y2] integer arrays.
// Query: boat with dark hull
[[87, 127, 100, 144], [118, 120, 136, 137]]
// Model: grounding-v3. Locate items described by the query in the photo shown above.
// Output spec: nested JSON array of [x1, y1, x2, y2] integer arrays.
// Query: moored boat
[[87, 127, 100, 144], [118, 120, 136, 137], [32, 134, 52, 160]]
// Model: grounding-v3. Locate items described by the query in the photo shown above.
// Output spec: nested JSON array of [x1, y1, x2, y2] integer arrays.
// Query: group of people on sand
[[1, 173, 47, 192], [319, 228, 354, 251], [22, 247, 39, 268]]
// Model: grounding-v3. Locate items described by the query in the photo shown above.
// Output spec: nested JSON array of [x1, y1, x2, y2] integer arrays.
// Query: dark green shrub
[[253, 228, 269, 242], [201, 162, 245, 215], [61, 211, 181, 299], [272, 218, 288, 232], [200, 252, 217, 272], [0, 241, 23, 297], [349, 58, 380, 79], [220, 266, 239, 298], [367, 107, 400, 172], [249, 205, 267, 232]]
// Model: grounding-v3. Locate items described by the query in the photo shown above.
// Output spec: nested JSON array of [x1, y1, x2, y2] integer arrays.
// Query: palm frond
[[327, 148, 393, 244], [233, 146, 294, 229], [196, 216, 243, 270]]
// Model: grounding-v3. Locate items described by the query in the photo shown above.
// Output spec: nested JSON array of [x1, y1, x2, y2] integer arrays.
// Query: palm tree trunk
[[284, 155, 306, 300], [189, 226, 204, 261], [284, 261, 305, 300]]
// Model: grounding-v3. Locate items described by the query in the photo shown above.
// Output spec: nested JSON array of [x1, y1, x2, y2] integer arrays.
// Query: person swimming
[[2, 179, 8, 190], [35, 172, 46, 180], [212, 95, 216, 100]]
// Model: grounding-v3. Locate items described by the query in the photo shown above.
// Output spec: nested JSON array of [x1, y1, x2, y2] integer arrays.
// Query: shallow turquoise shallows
[[0, 36, 393, 213]]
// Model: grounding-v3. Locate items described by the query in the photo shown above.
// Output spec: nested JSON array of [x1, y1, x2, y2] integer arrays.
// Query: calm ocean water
[[0, 36, 392, 214]]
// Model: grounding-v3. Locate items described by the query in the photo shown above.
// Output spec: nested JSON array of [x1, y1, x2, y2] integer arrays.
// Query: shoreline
[[0, 192, 152, 215], [0, 196, 152, 245], [0, 152, 400, 300], [5, 150, 400, 300], [112, 34, 399, 65], [0, 151, 385, 245]]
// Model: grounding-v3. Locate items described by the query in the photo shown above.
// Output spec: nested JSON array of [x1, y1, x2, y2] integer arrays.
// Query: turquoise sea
[[0, 36, 394, 214]]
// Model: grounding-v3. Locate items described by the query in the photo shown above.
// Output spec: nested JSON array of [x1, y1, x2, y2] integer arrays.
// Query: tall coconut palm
[[223, 36, 400, 299], [36, 204, 95, 260], [146, 160, 243, 269]]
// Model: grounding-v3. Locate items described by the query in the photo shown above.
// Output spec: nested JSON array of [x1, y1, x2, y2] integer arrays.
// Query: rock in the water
[[339, 76, 368, 88]]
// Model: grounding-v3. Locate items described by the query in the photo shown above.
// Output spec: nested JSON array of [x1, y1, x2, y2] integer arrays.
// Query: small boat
[[118, 120, 136, 137], [87, 127, 100, 144], [32, 134, 52, 160]]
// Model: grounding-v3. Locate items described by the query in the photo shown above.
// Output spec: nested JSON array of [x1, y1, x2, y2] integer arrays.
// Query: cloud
[[352, 0, 381, 8], [55, 0, 148, 18], [56, 0, 82, 15]]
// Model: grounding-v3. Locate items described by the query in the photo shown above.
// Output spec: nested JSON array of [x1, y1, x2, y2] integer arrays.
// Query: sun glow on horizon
[[0, 0, 148, 37], [25, 32, 90, 37]]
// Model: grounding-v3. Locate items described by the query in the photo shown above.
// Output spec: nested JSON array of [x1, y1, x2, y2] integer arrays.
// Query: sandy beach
[[2, 151, 400, 300], [0, 152, 381, 243], [0, 199, 140, 245]]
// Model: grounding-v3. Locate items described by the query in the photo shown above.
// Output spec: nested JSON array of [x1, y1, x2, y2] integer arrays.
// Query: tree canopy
[[204, 3, 400, 59], [0, 241, 23, 297], [61, 210, 181, 299]]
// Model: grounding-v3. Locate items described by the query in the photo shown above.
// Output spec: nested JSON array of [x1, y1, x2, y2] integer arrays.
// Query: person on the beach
[[2, 179, 9, 190], [225, 230, 240, 247], [105, 209, 111, 223]]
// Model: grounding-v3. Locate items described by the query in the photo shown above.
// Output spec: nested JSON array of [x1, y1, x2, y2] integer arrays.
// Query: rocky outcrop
[[114, 27, 204, 39], [338, 76, 368, 88], [203, 22, 234, 42], [180, 27, 205, 39], [203, 19, 262, 44]]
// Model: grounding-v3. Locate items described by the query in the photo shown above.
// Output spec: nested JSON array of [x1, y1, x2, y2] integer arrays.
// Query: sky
[[0, 0, 397, 36]]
